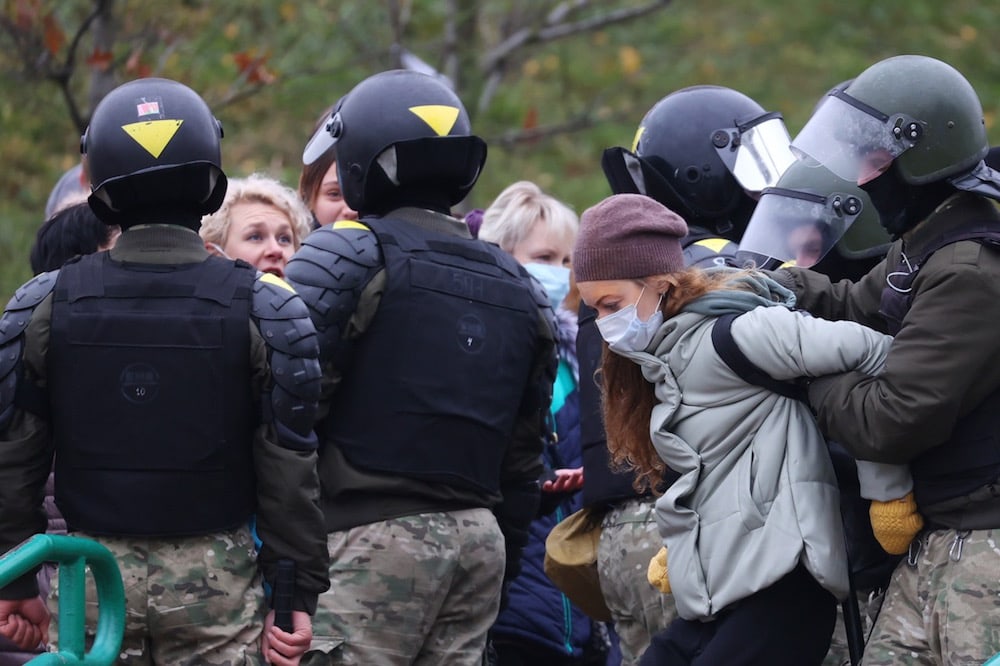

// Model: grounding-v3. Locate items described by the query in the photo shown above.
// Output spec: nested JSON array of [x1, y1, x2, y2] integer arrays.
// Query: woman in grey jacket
[[572, 194, 919, 665]]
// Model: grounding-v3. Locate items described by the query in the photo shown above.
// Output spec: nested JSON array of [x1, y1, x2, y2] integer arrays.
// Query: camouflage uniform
[[596, 498, 676, 665], [47, 528, 263, 665], [862, 529, 1000, 666], [303, 509, 504, 665], [823, 589, 886, 666]]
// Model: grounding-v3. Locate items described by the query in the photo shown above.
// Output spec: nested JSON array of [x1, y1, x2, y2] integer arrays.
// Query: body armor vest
[[324, 217, 541, 494], [49, 253, 257, 536], [879, 221, 1000, 507]]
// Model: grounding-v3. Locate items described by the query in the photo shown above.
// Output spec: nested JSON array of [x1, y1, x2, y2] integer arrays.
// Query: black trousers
[[639, 564, 837, 666]]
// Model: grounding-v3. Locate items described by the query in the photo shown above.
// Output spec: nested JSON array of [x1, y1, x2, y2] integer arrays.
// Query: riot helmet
[[737, 159, 890, 275], [793, 55, 992, 189], [81, 77, 226, 228], [302, 69, 487, 216], [601, 85, 795, 241]]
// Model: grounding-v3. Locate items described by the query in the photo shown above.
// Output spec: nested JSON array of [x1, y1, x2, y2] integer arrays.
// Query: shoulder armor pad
[[285, 224, 382, 347], [251, 274, 322, 438], [0, 271, 58, 426], [251, 273, 320, 358]]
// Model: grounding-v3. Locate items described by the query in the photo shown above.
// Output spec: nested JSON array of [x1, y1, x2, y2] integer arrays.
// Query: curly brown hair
[[600, 267, 755, 493]]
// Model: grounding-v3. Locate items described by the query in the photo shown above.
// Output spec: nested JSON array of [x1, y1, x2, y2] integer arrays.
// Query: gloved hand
[[869, 492, 924, 555], [646, 546, 671, 594]]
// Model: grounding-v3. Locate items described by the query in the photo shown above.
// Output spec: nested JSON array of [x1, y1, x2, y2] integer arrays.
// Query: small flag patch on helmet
[[409, 105, 459, 137], [121, 119, 184, 159], [136, 101, 161, 117]]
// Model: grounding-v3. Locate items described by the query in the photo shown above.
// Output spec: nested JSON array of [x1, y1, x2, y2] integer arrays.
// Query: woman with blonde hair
[[200, 173, 313, 278]]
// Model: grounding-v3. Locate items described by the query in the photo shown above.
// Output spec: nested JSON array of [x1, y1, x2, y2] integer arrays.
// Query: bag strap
[[711, 313, 807, 401]]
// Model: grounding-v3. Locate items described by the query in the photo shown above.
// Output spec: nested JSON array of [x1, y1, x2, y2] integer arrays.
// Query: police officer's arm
[[774, 250, 892, 331], [494, 276, 558, 594], [808, 246, 1000, 463], [0, 279, 57, 600], [249, 275, 330, 614]]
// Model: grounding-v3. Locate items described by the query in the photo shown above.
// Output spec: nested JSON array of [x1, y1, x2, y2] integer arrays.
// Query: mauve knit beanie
[[573, 193, 689, 282]]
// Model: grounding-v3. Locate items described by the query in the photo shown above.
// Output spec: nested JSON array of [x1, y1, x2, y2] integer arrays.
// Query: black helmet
[[302, 69, 486, 215], [601, 85, 795, 242], [81, 77, 226, 227]]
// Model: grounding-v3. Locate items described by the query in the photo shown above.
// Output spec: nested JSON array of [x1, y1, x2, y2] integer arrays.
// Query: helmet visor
[[737, 187, 862, 269], [791, 92, 918, 185], [302, 110, 343, 165], [714, 113, 796, 193]]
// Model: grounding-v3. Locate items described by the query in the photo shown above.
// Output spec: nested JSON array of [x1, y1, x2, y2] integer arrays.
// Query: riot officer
[[0, 77, 329, 664], [287, 70, 557, 665], [773, 54, 1000, 665], [579, 85, 795, 664]]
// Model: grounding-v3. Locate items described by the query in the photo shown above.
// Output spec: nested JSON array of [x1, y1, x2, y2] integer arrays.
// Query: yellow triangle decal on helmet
[[409, 105, 459, 137], [630, 126, 646, 153], [121, 119, 184, 159], [259, 272, 295, 293], [694, 238, 734, 253]]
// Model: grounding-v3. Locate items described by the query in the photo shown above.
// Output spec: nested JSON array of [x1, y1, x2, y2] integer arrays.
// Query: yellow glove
[[647, 546, 671, 594], [869, 492, 924, 555]]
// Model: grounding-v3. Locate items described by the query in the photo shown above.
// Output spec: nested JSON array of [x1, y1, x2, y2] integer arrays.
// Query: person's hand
[[542, 467, 584, 493], [0, 597, 49, 650], [262, 609, 313, 666], [870, 492, 924, 555], [647, 546, 671, 594]]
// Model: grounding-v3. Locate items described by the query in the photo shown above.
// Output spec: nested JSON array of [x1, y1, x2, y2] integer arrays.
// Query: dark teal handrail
[[0, 534, 124, 665]]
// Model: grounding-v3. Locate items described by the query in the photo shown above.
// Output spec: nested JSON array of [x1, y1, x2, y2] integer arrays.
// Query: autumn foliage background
[[2, 0, 1000, 298]]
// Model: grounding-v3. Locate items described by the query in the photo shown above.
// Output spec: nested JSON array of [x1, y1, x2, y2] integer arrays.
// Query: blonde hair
[[200, 173, 313, 250], [478, 181, 578, 255]]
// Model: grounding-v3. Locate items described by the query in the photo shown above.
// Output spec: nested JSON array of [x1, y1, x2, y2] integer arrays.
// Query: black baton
[[273, 558, 296, 633]]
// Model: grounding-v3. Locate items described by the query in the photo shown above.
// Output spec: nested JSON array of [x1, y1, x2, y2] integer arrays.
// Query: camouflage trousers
[[302, 508, 505, 666], [597, 498, 677, 666], [47, 527, 264, 665], [862, 528, 1000, 666], [823, 588, 886, 666]]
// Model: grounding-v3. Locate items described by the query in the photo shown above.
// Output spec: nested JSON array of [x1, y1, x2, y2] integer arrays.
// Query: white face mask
[[596, 285, 664, 353]]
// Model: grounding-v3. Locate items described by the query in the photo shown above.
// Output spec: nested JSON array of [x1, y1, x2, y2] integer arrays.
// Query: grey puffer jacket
[[619, 297, 892, 621]]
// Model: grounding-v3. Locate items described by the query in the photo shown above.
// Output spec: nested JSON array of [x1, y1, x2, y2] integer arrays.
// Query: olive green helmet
[[738, 159, 890, 270], [793, 55, 988, 187]]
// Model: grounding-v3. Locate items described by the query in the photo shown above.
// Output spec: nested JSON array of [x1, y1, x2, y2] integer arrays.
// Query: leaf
[[42, 12, 65, 55], [86, 48, 114, 72], [523, 106, 538, 130], [619, 45, 641, 76], [233, 50, 276, 85], [125, 48, 150, 77]]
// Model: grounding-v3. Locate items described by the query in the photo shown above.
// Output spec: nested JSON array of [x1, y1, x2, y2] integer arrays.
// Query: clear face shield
[[791, 91, 923, 185], [712, 112, 797, 193], [736, 187, 864, 269]]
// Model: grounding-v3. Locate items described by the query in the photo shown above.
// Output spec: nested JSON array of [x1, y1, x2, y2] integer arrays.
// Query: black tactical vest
[[879, 221, 1000, 507], [49, 253, 257, 536], [324, 217, 541, 495]]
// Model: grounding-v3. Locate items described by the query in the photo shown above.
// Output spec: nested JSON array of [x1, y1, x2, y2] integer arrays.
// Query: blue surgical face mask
[[524, 263, 571, 311], [596, 285, 664, 353]]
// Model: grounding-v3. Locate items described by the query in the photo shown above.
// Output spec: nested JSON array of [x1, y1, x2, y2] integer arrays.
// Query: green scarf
[[681, 267, 797, 317]]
